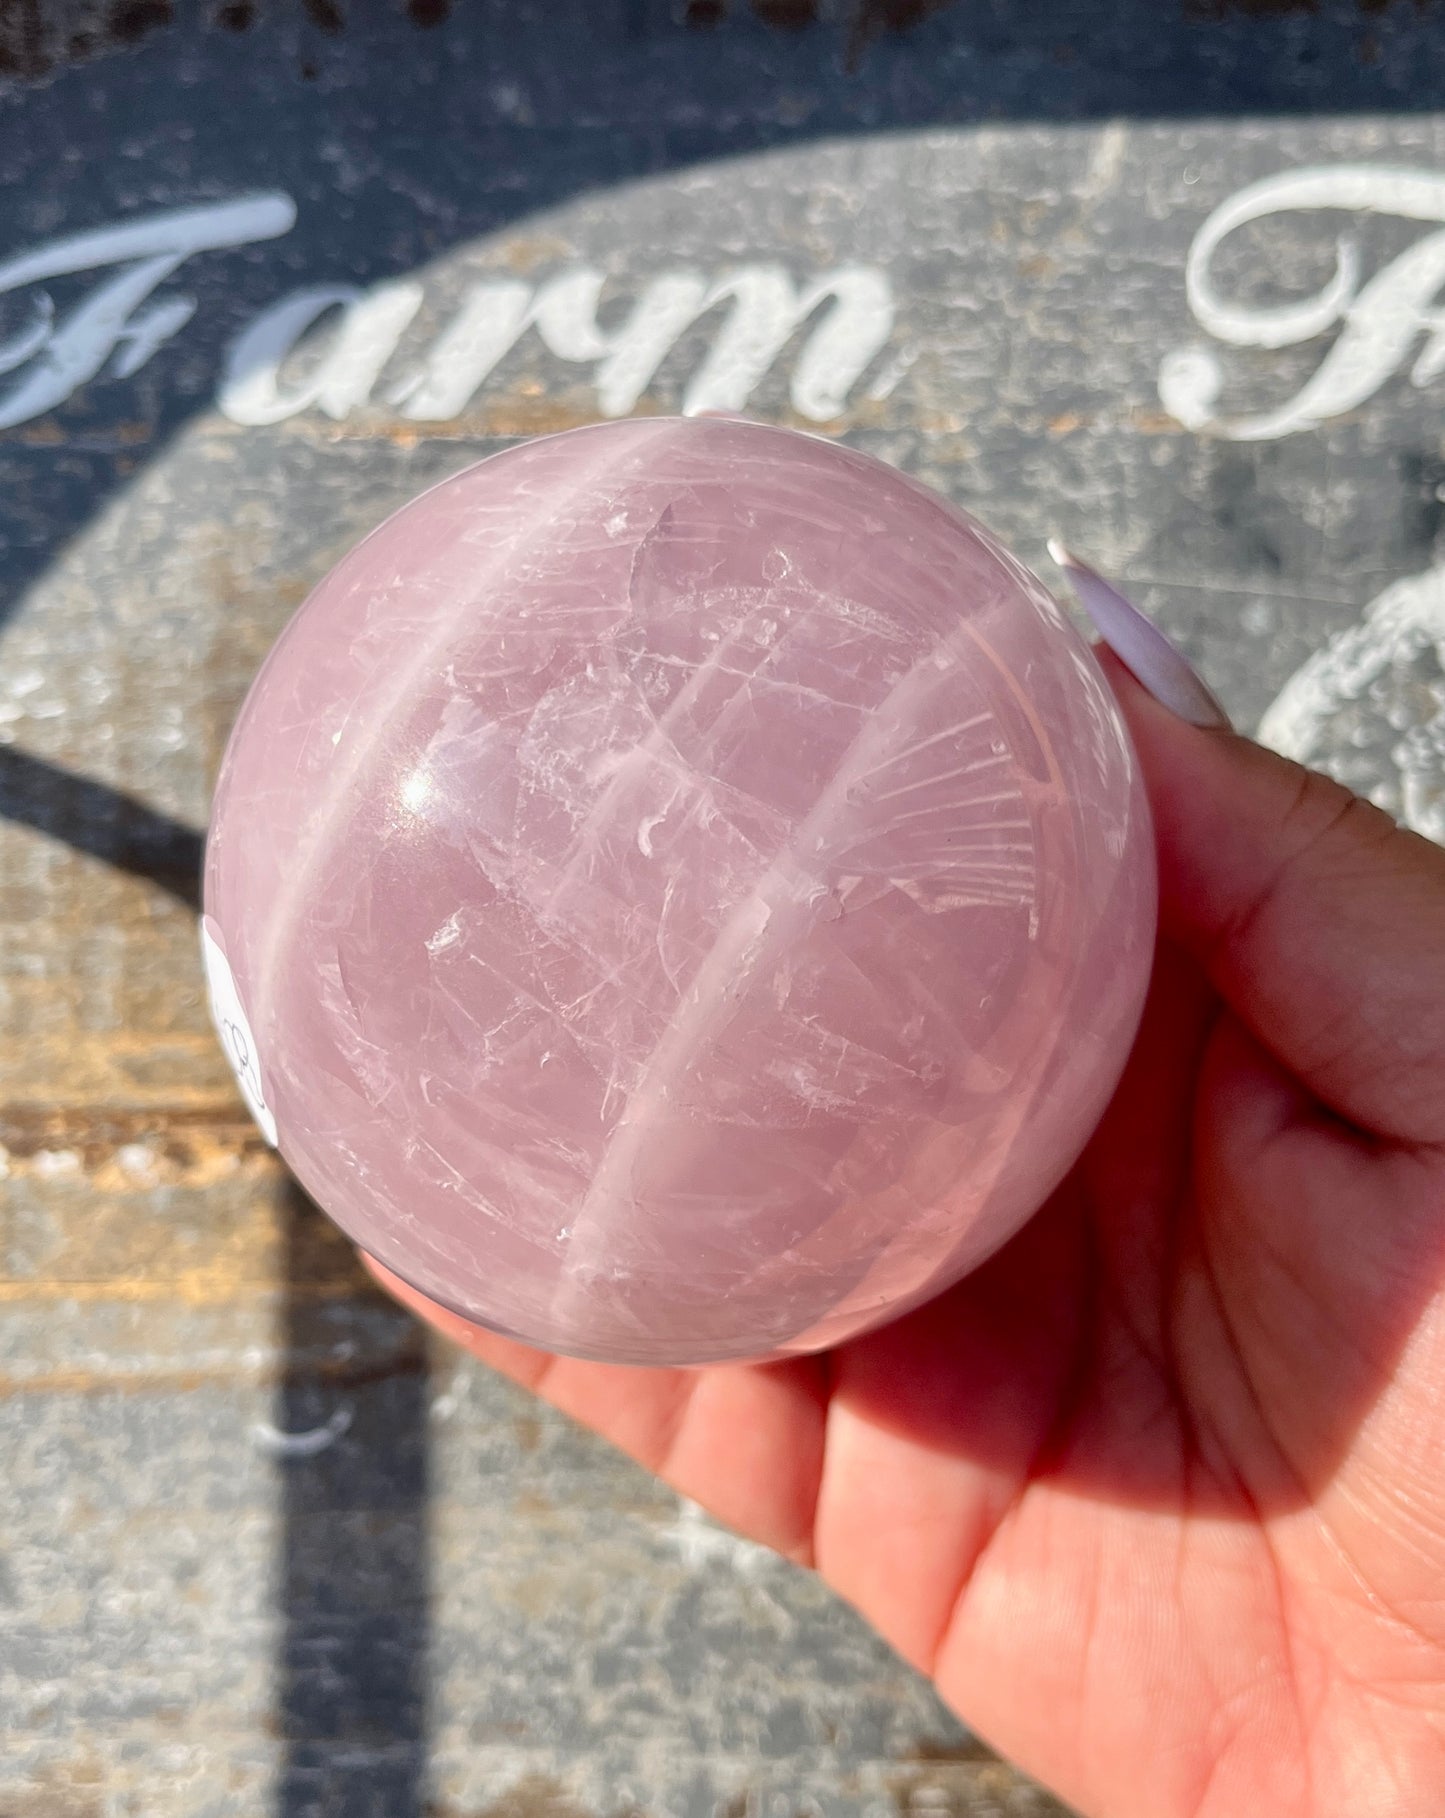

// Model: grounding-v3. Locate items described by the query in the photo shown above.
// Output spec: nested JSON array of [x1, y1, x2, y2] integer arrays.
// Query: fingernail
[[1047, 539, 1232, 732]]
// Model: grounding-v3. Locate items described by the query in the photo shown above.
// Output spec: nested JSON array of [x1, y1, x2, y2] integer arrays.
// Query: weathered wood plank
[[3, 5, 1445, 1815]]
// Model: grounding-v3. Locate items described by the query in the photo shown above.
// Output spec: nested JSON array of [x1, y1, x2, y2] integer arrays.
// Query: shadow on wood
[[0, 746, 204, 910], [273, 1180, 433, 1818]]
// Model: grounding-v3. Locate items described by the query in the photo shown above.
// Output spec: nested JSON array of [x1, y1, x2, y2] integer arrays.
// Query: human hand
[[366, 578, 1445, 1818]]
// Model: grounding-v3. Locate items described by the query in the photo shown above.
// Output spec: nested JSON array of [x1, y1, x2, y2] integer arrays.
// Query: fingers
[[361, 1256, 828, 1562], [1104, 651, 1445, 1147]]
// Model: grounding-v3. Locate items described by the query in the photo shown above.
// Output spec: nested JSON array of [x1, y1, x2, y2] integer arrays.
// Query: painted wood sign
[[3, 6, 1444, 1817]]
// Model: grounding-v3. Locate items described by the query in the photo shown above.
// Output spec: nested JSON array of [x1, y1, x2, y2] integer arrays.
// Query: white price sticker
[[201, 917, 279, 1148]]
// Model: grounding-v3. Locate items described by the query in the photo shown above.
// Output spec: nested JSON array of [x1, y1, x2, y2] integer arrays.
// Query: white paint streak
[[659, 1497, 771, 1575], [1259, 563, 1445, 842], [31, 1148, 81, 1180], [251, 1404, 353, 1459]]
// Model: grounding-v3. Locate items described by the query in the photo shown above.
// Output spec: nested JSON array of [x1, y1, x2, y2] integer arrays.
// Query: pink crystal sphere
[[205, 418, 1155, 1365]]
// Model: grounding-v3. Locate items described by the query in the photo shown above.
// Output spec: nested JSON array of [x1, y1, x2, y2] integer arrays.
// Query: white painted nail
[[1047, 539, 1232, 732]]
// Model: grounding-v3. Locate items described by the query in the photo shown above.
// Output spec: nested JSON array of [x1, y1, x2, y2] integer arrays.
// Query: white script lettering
[[0, 196, 298, 431], [1160, 164, 1445, 441], [219, 262, 896, 427]]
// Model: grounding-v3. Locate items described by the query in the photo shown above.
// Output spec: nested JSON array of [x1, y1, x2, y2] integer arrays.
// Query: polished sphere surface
[[204, 418, 1156, 1364]]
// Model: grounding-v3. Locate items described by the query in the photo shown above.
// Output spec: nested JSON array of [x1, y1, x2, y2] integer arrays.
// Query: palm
[[389, 933, 1445, 1818]]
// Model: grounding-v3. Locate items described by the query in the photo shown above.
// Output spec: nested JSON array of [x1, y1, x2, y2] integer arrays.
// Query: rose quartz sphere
[[205, 418, 1155, 1365]]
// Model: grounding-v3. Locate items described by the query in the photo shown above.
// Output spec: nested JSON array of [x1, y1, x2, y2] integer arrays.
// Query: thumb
[[1105, 651, 1445, 1147]]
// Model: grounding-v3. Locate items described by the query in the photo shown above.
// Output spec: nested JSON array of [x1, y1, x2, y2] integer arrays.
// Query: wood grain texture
[[3, 3, 1444, 1814]]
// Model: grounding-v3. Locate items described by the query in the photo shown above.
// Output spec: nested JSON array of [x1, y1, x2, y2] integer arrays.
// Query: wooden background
[[3, 5, 1445, 1815]]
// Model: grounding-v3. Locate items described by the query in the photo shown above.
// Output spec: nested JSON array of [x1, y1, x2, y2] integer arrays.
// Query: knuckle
[[1277, 765, 1396, 867]]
